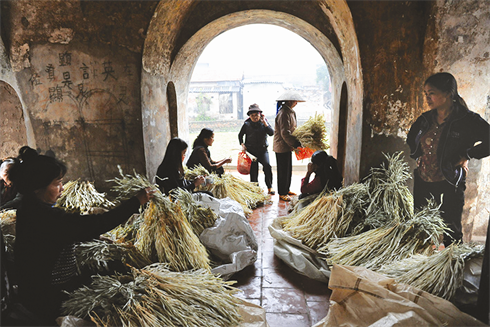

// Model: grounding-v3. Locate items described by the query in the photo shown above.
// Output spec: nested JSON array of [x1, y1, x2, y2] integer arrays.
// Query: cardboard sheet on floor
[[193, 193, 258, 279], [313, 264, 487, 327], [268, 216, 330, 283], [57, 297, 270, 327]]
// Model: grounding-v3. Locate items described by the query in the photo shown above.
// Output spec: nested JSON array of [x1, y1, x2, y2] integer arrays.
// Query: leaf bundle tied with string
[[55, 179, 117, 214], [172, 188, 218, 236], [62, 263, 242, 327]]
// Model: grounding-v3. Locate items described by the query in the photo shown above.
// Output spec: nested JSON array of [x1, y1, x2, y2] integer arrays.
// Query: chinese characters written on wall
[[30, 50, 134, 106]]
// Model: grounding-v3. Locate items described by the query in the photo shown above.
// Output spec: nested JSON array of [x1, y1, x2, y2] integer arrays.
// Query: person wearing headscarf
[[238, 103, 275, 194]]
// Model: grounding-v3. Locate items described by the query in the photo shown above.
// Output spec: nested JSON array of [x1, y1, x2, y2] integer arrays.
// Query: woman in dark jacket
[[0, 158, 22, 209], [300, 150, 342, 199], [155, 137, 205, 195], [238, 103, 275, 194], [9, 146, 153, 326], [407, 72, 490, 245], [186, 128, 231, 176]]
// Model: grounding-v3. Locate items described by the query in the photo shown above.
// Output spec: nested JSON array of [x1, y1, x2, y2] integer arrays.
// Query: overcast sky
[[193, 24, 327, 85]]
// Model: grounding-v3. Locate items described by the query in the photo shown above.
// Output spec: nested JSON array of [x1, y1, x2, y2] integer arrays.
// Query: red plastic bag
[[295, 147, 315, 160], [237, 151, 252, 175]]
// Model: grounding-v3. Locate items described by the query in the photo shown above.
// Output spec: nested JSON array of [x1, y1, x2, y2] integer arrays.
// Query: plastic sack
[[295, 147, 315, 160], [237, 151, 252, 175]]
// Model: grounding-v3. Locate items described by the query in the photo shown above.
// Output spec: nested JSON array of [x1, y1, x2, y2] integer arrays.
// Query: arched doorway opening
[[186, 24, 332, 172], [142, 4, 362, 184]]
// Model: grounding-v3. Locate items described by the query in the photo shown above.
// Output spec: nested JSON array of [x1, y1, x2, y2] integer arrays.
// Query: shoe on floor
[[287, 191, 297, 196], [279, 195, 291, 201], [268, 188, 276, 195]]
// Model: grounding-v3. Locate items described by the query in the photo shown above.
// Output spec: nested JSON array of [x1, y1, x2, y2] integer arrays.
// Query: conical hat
[[276, 90, 305, 102]]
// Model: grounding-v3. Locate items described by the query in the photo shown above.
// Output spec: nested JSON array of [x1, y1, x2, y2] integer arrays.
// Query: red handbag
[[237, 151, 252, 175]]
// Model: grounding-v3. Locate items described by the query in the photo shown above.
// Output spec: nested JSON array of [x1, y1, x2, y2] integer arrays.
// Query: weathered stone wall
[[430, 0, 490, 241], [0, 81, 27, 158]]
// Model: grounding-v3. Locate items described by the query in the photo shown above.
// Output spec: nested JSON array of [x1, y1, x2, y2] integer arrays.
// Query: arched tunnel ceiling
[[170, 0, 341, 66]]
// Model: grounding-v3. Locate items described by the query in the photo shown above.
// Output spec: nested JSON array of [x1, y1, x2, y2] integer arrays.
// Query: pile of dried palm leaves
[[0, 209, 16, 254], [200, 173, 270, 216], [103, 214, 143, 244], [378, 242, 484, 300], [184, 164, 210, 180], [319, 198, 448, 271], [292, 113, 329, 151], [75, 240, 152, 272], [55, 179, 116, 214], [62, 263, 242, 327], [109, 167, 211, 272], [172, 188, 218, 236], [282, 183, 369, 251]]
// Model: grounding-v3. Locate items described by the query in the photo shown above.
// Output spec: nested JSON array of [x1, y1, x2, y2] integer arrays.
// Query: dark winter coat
[[238, 118, 274, 154], [407, 104, 490, 187]]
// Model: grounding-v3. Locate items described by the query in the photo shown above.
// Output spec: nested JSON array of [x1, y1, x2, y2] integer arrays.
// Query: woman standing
[[155, 137, 205, 195], [9, 146, 153, 326], [238, 103, 275, 194], [273, 91, 304, 201], [407, 72, 490, 245], [187, 128, 232, 176]]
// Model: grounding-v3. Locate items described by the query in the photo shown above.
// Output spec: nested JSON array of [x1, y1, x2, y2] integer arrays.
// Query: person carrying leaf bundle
[[238, 103, 275, 195], [273, 91, 304, 201]]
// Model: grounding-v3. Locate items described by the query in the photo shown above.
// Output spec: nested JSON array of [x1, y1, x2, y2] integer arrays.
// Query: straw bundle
[[0, 209, 16, 254], [363, 152, 414, 229], [62, 264, 242, 327], [109, 167, 211, 272], [291, 113, 329, 151], [321, 198, 447, 271], [172, 188, 218, 236], [184, 164, 210, 180], [200, 173, 269, 216], [55, 179, 116, 214], [75, 239, 152, 272], [282, 183, 369, 251], [379, 243, 484, 300], [103, 214, 143, 244]]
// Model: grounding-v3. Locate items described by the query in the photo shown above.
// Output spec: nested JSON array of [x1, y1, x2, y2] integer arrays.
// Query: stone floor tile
[[307, 301, 329, 326], [265, 313, 310, 327], [262, 288, 308, 314], [262, 267, 304, 289], [234, 276, 262, 299]]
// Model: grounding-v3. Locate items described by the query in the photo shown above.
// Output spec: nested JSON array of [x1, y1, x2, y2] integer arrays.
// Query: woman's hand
[[225, 157, 232, 164], [194, 176, 205, 187], [241, 143, 247, 152], [136, 187, 155, 205], [307, 162, 316, 174], [456, 158, 469, 175]]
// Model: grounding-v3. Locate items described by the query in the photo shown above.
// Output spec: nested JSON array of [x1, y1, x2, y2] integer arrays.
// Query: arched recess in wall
[[337, 82, 348, 175], [167, 81, 178, 138], [0, 81, 28, 158], [142, 2, 363, 183]]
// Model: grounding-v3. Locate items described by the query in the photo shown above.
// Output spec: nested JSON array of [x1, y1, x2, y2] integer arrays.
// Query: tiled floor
[[226, 169, 332, 327]]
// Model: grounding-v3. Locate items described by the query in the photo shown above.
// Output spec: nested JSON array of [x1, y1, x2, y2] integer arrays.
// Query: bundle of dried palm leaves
[[55, 179, 116, 214], [0, 209, 16, 254], [363, 152, 414, 229], [291, 113, 329, 151], [109, 167, 211, 272], [103, 214, 143, 244], [321, 198, 448, 271], [184, 164, 210, 180], [378, 243, 484, 300], [62, 263, 242, 327], [281, 183, 369, 251], [200, 173, 269, 216], [172, 188, 218, 236], [75, 239, 152, 272]]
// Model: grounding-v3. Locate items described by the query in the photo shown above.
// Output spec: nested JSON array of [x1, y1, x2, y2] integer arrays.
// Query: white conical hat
[[276, 90, 306, 102]]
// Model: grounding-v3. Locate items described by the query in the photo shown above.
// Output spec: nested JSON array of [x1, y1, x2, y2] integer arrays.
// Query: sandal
[[279, 195, 291, 201], [268, 188, 276, 195], [287, 191, 297, 196]]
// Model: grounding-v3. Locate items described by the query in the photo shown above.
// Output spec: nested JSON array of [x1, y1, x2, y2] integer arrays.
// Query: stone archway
[[141, 1, 363, 184]]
